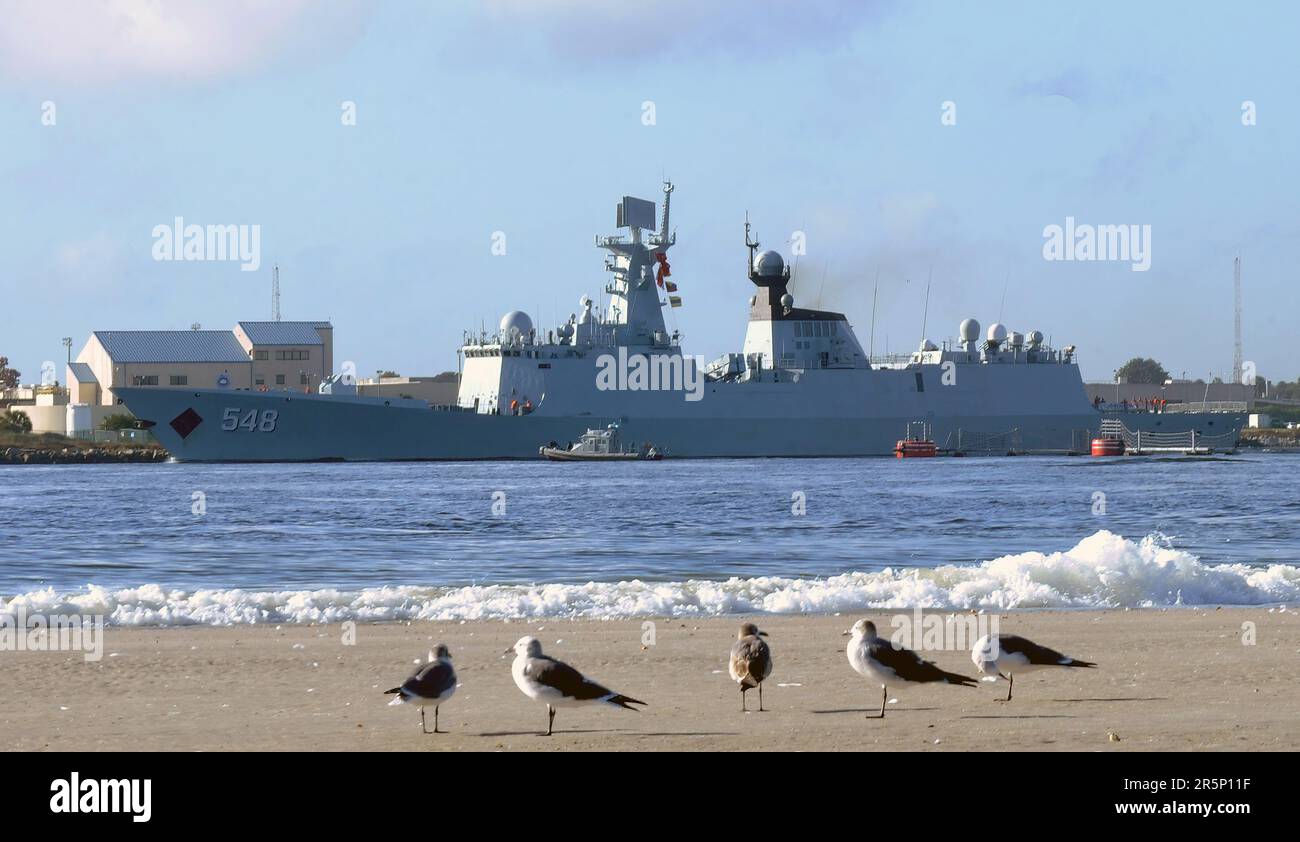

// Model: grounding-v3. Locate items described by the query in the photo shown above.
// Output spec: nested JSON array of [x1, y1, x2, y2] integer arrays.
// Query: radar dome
[[753, 250, 785, 278], [959, 318, 981, 343], [1026, 330, 1043, 348], [499, 310, 533, 340], [987, 322, 1007, 346], [780, 292, 794, 310]]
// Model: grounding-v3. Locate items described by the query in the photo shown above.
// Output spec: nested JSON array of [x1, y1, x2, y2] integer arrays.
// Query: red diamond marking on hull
[[170, 408, 203, 439]]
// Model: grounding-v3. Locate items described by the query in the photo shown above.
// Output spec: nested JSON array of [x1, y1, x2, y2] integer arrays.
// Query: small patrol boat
[[540, 424, 664, 461]]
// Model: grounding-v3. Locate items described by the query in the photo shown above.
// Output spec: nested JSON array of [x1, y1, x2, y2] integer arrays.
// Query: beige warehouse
[[69, 321, 333, 407]]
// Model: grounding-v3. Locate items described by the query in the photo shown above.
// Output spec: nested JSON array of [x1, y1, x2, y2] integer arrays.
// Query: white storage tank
[[66, 403, 93, 436]]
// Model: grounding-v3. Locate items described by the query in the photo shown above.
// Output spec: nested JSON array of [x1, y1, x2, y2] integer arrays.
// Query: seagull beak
[[758, 631, 769, 637], [503, 647, 514, 656]]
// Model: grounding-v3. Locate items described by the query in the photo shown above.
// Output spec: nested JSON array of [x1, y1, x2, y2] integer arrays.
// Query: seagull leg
[[434, 705, 442, 734], [421, 707, 429, 735], [740, 686, 747, 712], [878, 685, 887, 719], [545, 704, 555, 737], [1006, 673, 1013, 702], [758, 683, 765, 712]]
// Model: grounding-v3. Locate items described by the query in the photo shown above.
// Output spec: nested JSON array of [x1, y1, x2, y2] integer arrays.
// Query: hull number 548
[[221, 408, 278, 432]]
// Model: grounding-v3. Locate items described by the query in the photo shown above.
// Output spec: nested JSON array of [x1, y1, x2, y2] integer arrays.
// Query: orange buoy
[[1091, 437, 1124, 456]]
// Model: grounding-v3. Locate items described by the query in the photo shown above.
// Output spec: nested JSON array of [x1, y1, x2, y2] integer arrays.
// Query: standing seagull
[[385, 644, 457, 734], [846, 619, 976, 718], [728, 622, 772, 712], [509, 636, 646, 736], [971, 634, 1096, 701]]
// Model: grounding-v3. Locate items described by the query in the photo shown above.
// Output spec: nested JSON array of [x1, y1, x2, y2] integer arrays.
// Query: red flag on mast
[[655, 252, 671, 288]]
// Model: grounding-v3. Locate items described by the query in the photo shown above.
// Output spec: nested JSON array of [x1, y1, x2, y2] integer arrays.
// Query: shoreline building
[[67, 321, 333, 410]]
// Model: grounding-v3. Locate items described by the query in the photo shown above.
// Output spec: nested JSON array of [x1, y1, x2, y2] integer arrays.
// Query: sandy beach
[[2, 608, 1296, 752]]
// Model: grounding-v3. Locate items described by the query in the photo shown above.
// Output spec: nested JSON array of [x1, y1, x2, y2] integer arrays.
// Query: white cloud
[[0, 0, 368, 85], [471, 0, 895, 63]]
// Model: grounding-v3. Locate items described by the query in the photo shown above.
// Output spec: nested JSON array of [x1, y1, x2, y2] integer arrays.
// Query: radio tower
[[272, 263, 281, 322], [1232, 256, 1242, 385]]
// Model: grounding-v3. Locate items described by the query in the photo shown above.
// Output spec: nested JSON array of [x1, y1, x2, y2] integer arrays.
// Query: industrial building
[[67, 321, 332, 407]]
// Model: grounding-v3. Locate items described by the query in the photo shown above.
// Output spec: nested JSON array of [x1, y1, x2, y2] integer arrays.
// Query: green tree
[[0, 357, 20, 390], [99, 413, 138, 431], [1116, 357, 1170, 384], [1, 409, 32, 433]]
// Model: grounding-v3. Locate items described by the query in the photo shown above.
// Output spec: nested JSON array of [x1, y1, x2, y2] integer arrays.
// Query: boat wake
[[3, 531, 1295, 626]]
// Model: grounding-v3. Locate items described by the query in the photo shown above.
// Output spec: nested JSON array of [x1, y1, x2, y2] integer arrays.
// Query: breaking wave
[[3, 531, 1296, 626]]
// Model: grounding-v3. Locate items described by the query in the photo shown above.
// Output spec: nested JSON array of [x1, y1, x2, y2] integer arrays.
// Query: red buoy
[[1091, 437, 1124, 456]]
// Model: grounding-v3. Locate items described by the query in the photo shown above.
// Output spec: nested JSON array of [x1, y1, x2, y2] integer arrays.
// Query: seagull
[[385, 644, 457, 734], [509, 636, 646, 736], [728, 622, 772, 712], [971, 633, 1096, 701], [846, 619, 976, 718]]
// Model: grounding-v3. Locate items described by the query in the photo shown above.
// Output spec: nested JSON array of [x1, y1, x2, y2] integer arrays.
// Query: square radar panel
[[616, 196, 656, 230]]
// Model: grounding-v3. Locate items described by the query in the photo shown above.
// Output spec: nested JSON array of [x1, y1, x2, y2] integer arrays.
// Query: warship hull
[[116, 380, 1243, 463]]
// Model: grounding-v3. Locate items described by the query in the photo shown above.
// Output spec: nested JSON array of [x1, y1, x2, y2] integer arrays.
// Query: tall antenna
[[272, 263, 281, 322], [919, 266, 932, 343], [869, 268, 879, 360], [1233, 255, 1243, 385]]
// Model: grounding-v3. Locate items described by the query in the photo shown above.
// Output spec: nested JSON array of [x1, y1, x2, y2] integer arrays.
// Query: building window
[[275, 374, 286, 385], [254, 350, 268, 361], [169, 375, 188, 386], [274, 350, 310, 361], [255, 377, 265, 386], [131, 375, 159, 386], [299, 373, 309, 385]]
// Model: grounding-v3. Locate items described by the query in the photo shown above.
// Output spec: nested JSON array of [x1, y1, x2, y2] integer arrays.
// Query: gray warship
[[116, 184, 1244, 461]]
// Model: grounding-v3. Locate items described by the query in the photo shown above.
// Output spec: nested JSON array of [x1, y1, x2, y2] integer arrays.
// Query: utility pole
[[1232, 256, 1243, 385], [272, 263, 281, 322]]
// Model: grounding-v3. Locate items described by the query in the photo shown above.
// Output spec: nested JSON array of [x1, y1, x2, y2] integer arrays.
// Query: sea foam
[[3, 531, 1296, 626]]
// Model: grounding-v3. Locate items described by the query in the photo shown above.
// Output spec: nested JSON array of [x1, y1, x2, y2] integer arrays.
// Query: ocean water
[[4, 453, 1298, 624]]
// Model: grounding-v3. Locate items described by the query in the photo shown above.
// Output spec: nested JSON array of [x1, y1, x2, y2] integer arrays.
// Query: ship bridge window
[[914, 372, 924, 392], [794, 322, 803, 337]]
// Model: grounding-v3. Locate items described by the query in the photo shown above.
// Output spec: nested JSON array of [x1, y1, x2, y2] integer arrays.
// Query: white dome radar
[[499, 310, 533, 341], [753, 250, 785, 278]]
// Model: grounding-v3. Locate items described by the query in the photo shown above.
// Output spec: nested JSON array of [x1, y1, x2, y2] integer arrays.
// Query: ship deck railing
[[1160, 401, 1248, 413]]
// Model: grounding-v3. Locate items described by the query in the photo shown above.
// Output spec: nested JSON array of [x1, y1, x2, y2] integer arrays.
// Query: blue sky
[[2, 0, 1297, 384]]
